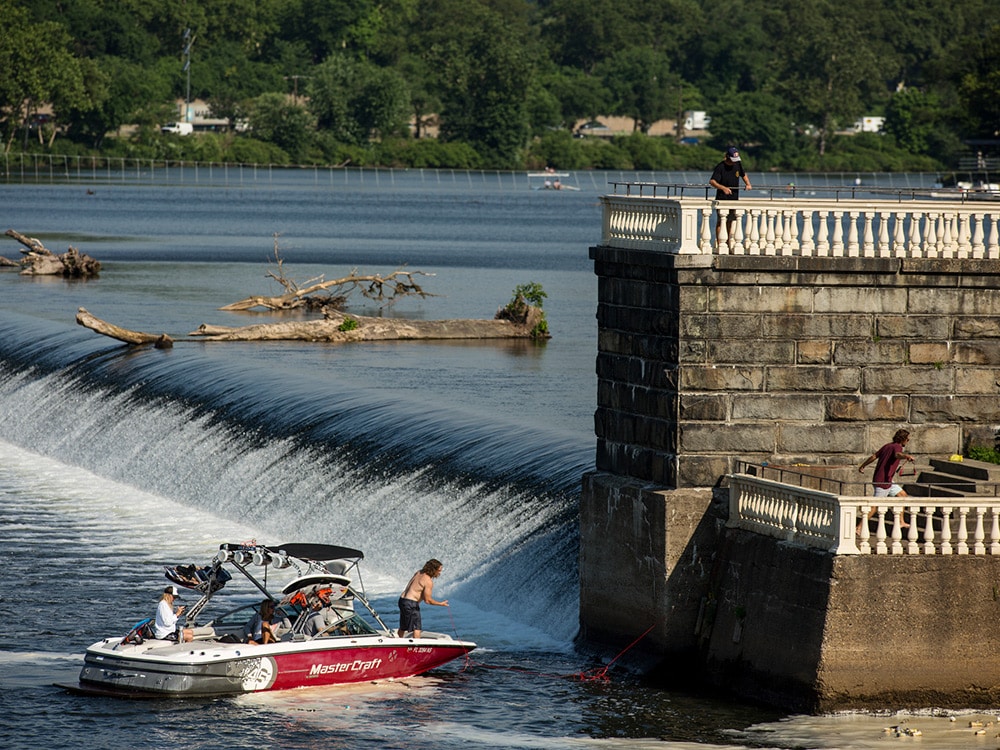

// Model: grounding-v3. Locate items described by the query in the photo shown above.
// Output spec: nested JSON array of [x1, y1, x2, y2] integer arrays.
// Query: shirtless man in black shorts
[[397, 559, 449, 638]]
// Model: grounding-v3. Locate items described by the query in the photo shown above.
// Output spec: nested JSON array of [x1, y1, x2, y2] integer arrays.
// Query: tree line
[[2, 0, 997, 172]]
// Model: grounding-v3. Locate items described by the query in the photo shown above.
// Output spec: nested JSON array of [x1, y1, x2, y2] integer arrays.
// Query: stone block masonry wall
[[583, 245, 1000, 708], [592, 248, 1000, 489]]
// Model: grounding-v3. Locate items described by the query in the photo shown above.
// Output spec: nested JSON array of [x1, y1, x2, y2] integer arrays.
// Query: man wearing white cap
[[709, 146, 752, 249], [154, 585, 195, 641]]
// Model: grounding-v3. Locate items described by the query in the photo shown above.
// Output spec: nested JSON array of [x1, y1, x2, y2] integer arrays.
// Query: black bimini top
[[265, 543, 364, 562]]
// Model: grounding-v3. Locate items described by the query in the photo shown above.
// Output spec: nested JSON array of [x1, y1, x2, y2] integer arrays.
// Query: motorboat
[[58, 542, 476, 697]]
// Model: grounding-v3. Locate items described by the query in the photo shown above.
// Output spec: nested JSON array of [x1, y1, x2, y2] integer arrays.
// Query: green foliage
[[373, 138, 482, 169], [968, 446, 1000, 465], [511, 282, 547, 308], [539, 67, 610, 128], [225, 136, 291, 165], [595, 47, 678, 134], [4, 0, 996, 169], [955, 24, 1000, 140], [529, 318, 549, 340], [817, 133, 942, 172], [309, 54, 410, 144], [338, 316, 359, 332], [430, 7, 533, 168], [0, 0, 88, 150], [883, 88, 942, 156], [503, 282, 549, 340], [578, 138, 634, 170], [528, 130, 589, 170], [247, 92, 314, 161], [709, 91, 794, 157]]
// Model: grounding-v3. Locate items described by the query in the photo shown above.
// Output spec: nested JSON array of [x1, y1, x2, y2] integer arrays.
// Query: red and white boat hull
[[79, 634, 475, 696]]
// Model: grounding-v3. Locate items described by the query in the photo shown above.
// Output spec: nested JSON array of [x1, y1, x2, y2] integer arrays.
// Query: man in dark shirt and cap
[[709, 146, 752, 249]]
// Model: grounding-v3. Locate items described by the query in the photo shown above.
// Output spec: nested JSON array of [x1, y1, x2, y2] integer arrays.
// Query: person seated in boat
[[154, 585, 196, 642], [153, 585, 216, 642], [302, 602, 330, 637], [244, 599, 289, 644]]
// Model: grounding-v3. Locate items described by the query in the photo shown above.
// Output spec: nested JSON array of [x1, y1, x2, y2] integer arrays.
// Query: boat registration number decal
[[308, 658, 382, 677]]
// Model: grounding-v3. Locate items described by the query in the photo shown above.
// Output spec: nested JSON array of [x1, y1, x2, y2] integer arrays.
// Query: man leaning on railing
[[709, 146, 752, 249]]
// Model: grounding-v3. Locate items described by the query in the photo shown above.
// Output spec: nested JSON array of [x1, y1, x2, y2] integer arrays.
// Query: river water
[[1, 168, 992, 749]]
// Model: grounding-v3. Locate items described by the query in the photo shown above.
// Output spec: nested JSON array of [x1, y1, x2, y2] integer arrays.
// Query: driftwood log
[[4, 229, 102, 277], [76, 304, 547, 346], [220, 244, 434, 312], [76, 309, 174, 348]]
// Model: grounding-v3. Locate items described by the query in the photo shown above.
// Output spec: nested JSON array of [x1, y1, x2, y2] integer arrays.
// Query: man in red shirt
[[857, 429, 915, 532], [859, 429, 915, 497]]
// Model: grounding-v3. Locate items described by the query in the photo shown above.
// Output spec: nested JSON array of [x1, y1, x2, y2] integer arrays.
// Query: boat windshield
[[207, 602, 302, 629], [323, 612, 379, 637]]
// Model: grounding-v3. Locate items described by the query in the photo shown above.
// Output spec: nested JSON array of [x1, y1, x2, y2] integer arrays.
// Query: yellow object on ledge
[[949, 454, 964, 462]]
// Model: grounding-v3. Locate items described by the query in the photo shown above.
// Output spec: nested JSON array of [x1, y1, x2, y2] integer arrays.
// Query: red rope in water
[[447, 605, 473, 673], [447, 607, 656, 683], [573, 622, 657, 682]]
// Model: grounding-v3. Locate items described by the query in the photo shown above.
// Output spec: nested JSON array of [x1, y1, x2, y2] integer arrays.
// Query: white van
[[161, 122, 194, 135]]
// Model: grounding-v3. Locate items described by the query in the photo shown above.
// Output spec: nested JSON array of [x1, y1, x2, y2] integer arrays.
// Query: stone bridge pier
[[581, 190, 1000, 710]]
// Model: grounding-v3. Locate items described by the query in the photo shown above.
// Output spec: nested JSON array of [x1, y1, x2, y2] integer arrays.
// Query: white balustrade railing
[[602, 195, 1000, 259], [729, 473, 1000, 555]]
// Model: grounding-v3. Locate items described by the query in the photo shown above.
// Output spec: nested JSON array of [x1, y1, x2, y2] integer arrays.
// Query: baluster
[[974, 507, 986, 555], [785, 210, 801, 255], [957, 506, 969, 554], [764, 210, 776, 255], [957, 213, 972, 258], [817, 211, 830, 256], [926, 212, 938, 258], [733, 208, 745, 253], [831, 211, 845, 256], [744, 487, 757, 524], [940, 507, 953, 554], [891, 504, 904, 554], [972, 212, 986, 259], [906, 505, 919, 554], [862, 211, 875, 257], [992, 507, 1000, 555], [698, 207, 712, 255], [875, 506, 888, 555], [942, 212, 956, 258], [876, 211, 890, 256], [800, 207, 815, 255], [858, 504, 872, 554], [922, 506, 936, 555], [909, 211, 923, 258], [774, 210, 792, 255], [786, 492, 799, 537], [986, 213, 1000, 257], [847, 211, 860, 256], [893, 211, 907, 257], [748, 209, 761, 254], [758, 491, 772, 525]]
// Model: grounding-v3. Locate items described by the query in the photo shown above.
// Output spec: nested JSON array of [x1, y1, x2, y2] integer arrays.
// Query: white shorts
[[874, 484, 904, 497]]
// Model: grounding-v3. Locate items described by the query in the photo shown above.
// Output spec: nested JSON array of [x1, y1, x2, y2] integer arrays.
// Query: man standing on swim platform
[[398, 558, 449, 639]]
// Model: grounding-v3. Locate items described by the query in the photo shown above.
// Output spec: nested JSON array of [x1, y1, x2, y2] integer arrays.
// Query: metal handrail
[[608, 181, 1000, 204], [735, 460, 1000, 498]]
